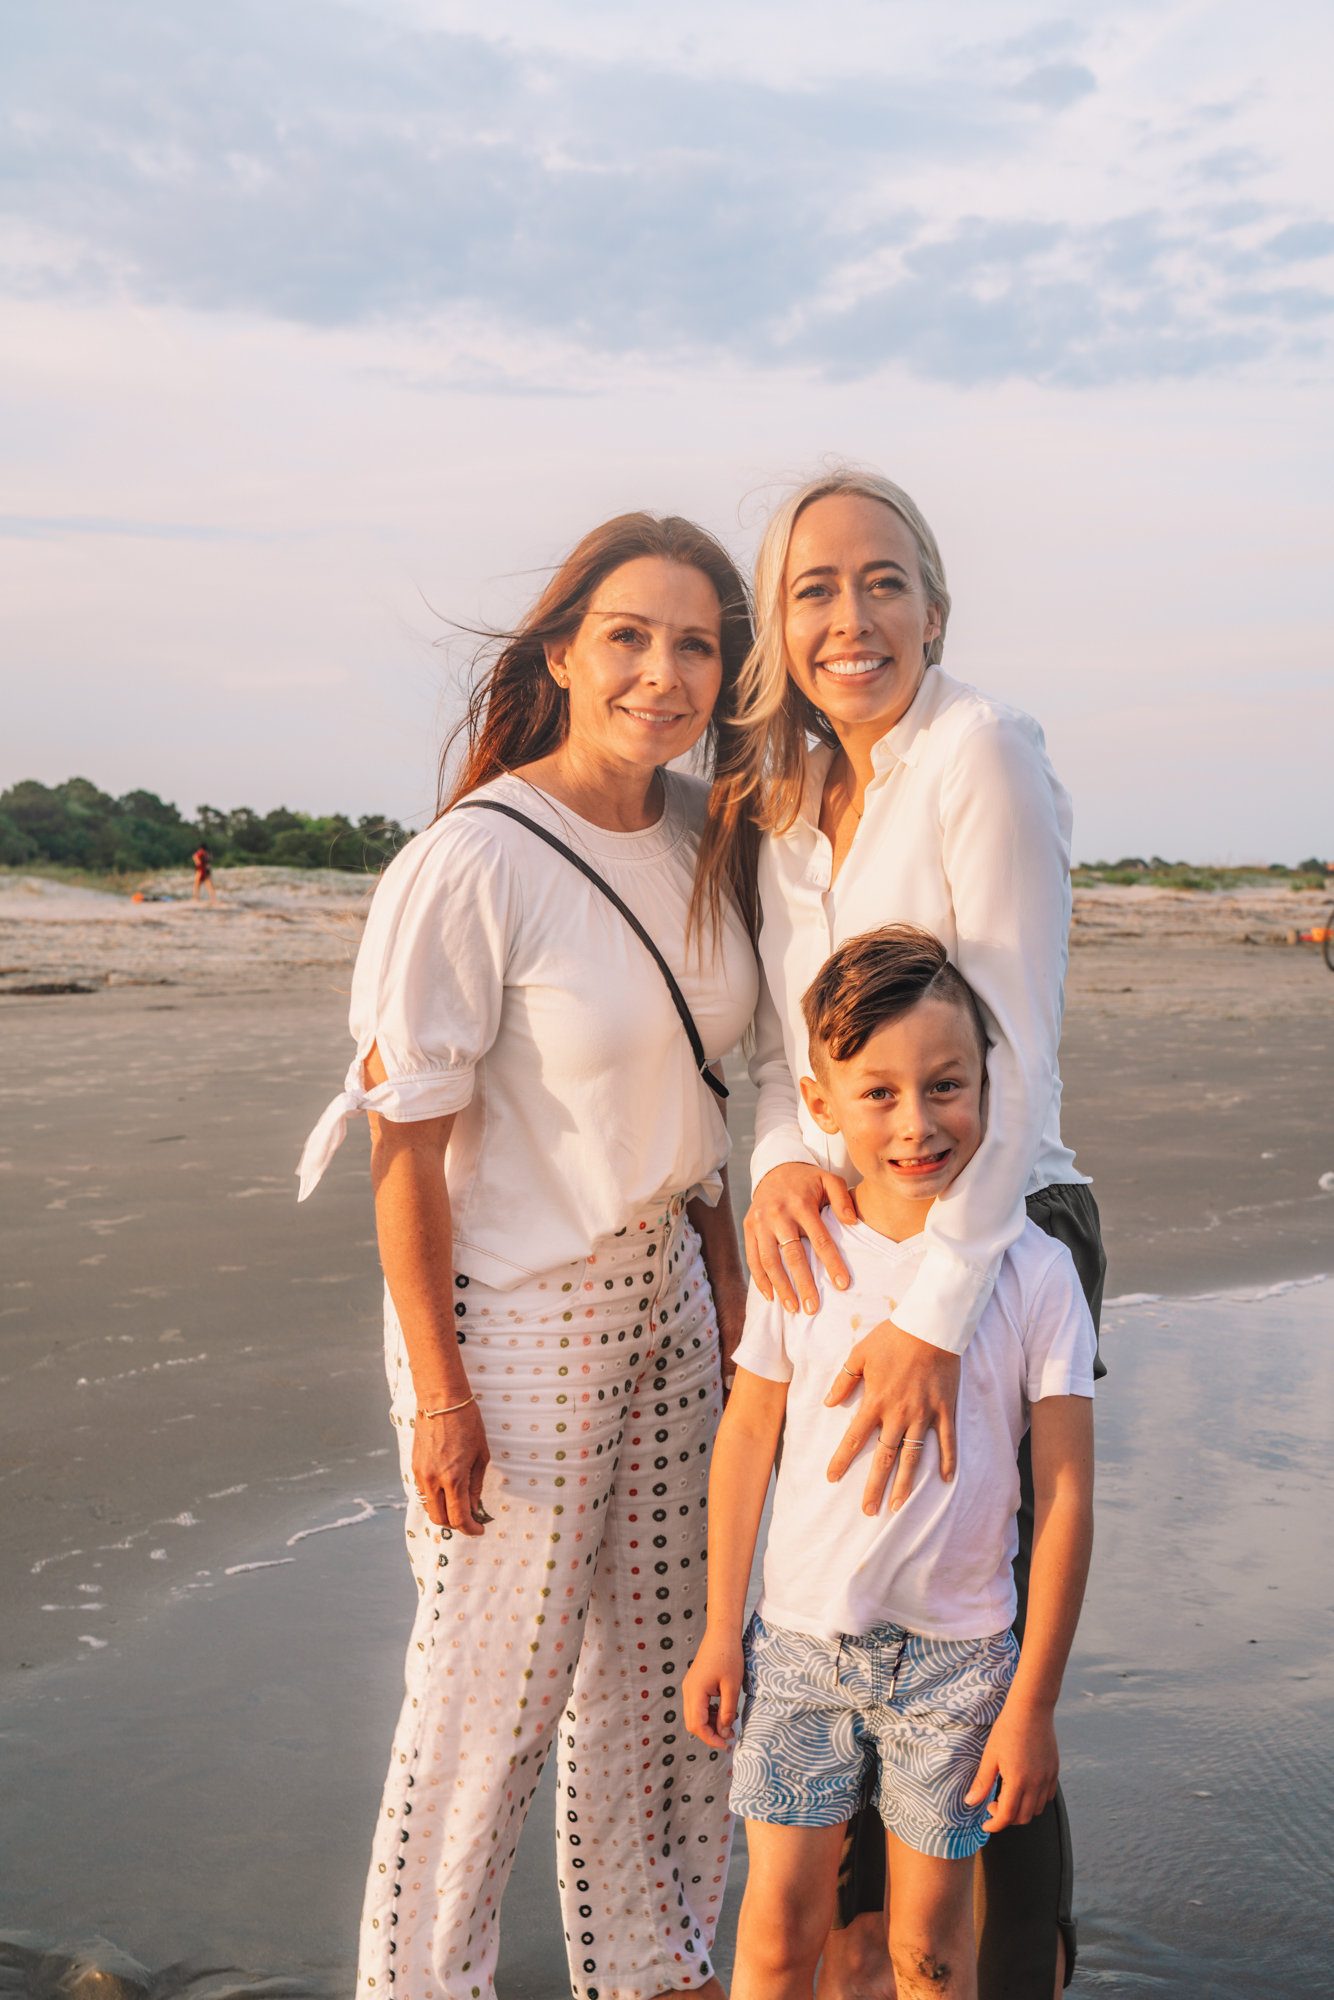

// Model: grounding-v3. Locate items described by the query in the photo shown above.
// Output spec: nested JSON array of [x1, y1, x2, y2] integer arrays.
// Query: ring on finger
[[901, 1436, 927, 1453], [777, 1237, 801, 1252]]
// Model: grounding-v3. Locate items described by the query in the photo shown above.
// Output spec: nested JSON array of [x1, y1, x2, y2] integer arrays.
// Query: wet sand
[[2, 875, 1333, 1996]]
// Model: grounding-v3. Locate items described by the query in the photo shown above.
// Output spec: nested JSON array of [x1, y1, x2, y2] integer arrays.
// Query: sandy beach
[[2, 866, 1332, 1998]]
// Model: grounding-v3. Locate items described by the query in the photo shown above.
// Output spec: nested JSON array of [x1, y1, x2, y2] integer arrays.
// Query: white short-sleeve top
[[732, 1212, 1096, 1641], [297, 769, 758, 1290]]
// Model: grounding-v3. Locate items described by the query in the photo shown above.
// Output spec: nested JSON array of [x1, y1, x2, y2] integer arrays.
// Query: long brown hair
[[437, 512, 760, 946]]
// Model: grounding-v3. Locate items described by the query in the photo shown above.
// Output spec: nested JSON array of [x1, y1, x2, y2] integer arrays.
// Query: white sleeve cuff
[[890, 1247, 997, 1357], [295, 1059, 475, 1201], [748, 1124, 822, 1192]]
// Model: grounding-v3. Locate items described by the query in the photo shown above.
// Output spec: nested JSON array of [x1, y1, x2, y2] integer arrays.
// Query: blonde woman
[[699, 470, 1106, 1999]]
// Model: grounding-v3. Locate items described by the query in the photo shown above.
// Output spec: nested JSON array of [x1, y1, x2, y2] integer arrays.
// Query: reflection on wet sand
[[3, 1282, 1329, 1997], [0, 1933, 326, 2000], [1063, 1282, 1333, 1994]]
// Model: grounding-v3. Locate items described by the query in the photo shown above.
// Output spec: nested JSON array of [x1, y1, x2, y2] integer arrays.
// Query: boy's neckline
[[842, 1210, 928, 1255], [850, 1188, 930, 1248]]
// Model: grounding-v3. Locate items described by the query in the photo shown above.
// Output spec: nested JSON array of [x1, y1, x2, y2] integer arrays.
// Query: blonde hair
[[737, 466, 952, 837], [693, 466, 951, 948]]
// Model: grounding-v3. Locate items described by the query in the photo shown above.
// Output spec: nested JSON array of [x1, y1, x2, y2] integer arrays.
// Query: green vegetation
[[0, 777, 411, 881], [1073, 857, 1330, 891]]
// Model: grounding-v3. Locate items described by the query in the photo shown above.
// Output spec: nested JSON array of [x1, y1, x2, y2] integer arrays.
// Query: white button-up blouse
[[749, 666, 1086, 1357], [298, 770, 758, 1290]]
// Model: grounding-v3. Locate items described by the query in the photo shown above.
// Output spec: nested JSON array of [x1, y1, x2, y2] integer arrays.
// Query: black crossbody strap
[[459, 798, 728, 1101]]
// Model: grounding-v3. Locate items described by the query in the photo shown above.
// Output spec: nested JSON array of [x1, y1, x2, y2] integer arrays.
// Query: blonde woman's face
[[546, 556, 724, 773], [782, 494, 941, 740]]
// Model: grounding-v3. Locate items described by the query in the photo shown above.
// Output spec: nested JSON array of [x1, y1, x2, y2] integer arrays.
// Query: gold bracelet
[[417, 1395, 475, 1418]]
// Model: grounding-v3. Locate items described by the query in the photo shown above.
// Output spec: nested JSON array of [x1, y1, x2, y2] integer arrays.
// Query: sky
[[2, 0, 1331, 863]]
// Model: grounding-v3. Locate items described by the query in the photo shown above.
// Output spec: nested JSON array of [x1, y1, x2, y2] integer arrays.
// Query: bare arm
[[365, 1040, 490, 1538], [966, 1394, 1095, 1830], [686, 1063, 751, 1390], [682, 1368, 788, 1749], [745, 965, 856, 1308], [688, 1162, 748, 1388]]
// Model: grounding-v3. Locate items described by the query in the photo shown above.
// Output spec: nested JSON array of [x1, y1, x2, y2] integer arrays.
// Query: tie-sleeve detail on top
[[297, 770, 758, 1288]]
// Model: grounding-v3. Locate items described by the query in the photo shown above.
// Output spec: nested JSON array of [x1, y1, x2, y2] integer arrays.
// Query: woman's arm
[[682, 1368, 788, 1749], [365, 1041, 490, 1539], [744, 961, 856, 1310], [823, 713, 1072, 1513], [896, 711, 1071, 1351], [687, 1062, 762, 1389], [965, 1394, 1095, 1830], [687, 1161, 749, 1388]]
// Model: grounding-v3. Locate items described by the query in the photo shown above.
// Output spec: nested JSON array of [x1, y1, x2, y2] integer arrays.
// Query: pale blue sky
[[2, 0, 1331, 859]]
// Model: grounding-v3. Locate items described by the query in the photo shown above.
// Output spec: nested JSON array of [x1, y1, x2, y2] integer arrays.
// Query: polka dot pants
[[358, 1195, 734, 2000]]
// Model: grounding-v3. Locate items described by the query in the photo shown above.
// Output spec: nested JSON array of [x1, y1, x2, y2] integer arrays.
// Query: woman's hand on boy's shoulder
[[683, 1631, 744, 1750], [745, 1162, 857, 1313]]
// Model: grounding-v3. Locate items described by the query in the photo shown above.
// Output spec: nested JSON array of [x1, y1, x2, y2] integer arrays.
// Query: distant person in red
[[192, 844, 215, 905]]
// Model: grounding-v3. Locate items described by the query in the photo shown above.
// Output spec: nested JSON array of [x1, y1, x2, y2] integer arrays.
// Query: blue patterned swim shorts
[[730, 1612, 1019, 1860]]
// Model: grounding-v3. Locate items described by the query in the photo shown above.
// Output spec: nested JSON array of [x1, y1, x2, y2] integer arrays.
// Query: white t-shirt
[[749, 666, 1088, 1358], [732, 1212, 1096, 1642], [297, 770, 758, 1287]]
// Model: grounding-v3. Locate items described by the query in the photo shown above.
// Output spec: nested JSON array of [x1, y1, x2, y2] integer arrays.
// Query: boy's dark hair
[[801, 925, 989, 1072]]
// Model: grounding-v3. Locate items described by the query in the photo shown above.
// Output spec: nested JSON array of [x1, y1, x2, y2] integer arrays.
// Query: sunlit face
[[782, 493, 942, 739], [546, 557, 724, 773], [800, 996, 984, 1226]]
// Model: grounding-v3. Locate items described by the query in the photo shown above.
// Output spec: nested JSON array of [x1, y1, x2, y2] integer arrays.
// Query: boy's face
[[800, 995, 985, 1234]]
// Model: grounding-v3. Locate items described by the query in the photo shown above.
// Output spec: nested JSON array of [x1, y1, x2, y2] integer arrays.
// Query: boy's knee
[[888, 1937, 966, 1995], [887, 1923, 973, 1998], [741, 1899, 830, 1979]]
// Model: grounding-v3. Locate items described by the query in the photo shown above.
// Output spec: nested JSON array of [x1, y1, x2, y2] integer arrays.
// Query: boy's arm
[[683, 1368, 788, 1750], [965, 1393, 1094, 1831]]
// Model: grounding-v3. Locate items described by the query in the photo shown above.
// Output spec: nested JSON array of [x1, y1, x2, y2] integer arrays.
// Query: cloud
[[1267, 220, 1334, 261], [0, 0, 1329, 387], [1009, 61, 1097, 110]]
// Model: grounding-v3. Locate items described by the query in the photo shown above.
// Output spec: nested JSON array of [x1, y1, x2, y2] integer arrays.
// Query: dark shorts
[[834, 1181, 1106, 1995]]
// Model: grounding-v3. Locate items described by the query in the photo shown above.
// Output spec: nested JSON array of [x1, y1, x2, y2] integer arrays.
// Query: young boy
[[684, 925, 1095, 2000]]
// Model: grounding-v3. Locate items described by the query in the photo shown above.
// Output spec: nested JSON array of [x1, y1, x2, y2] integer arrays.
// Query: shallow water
[[3, 1281, 1330, 1997], [1061, 1281, 1334, 1994]]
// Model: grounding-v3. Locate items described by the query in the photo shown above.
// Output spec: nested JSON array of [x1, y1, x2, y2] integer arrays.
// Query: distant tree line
[[0, 777, 412, 875]]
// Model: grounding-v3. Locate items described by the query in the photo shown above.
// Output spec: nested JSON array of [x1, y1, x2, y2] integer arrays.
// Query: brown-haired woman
[[298, 516, 759, 2000]]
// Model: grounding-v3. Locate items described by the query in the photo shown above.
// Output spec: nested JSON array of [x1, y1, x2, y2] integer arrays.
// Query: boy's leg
[[820, 1187, 1104, 2000], [815, 1825, 891, 2000], [971, 1181, 1105, 1997], [883, 1828, 975, 2000], [734, 1822, 847, 2000]]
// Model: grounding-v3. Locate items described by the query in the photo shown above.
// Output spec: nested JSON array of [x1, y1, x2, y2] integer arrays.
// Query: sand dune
[[3, 868, 1331, 1002], [0, 869, 371, 992]]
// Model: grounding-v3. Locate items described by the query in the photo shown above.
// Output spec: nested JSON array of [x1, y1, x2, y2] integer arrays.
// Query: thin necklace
[[838, 753, 863, 823]]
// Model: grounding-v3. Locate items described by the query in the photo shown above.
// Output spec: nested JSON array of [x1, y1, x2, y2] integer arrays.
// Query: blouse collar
[[797, 666, 948, 831]]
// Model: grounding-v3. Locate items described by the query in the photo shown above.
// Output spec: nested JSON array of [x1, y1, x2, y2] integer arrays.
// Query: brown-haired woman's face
[[546, 557, 724, 773], [783, 494, 941, 739]]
